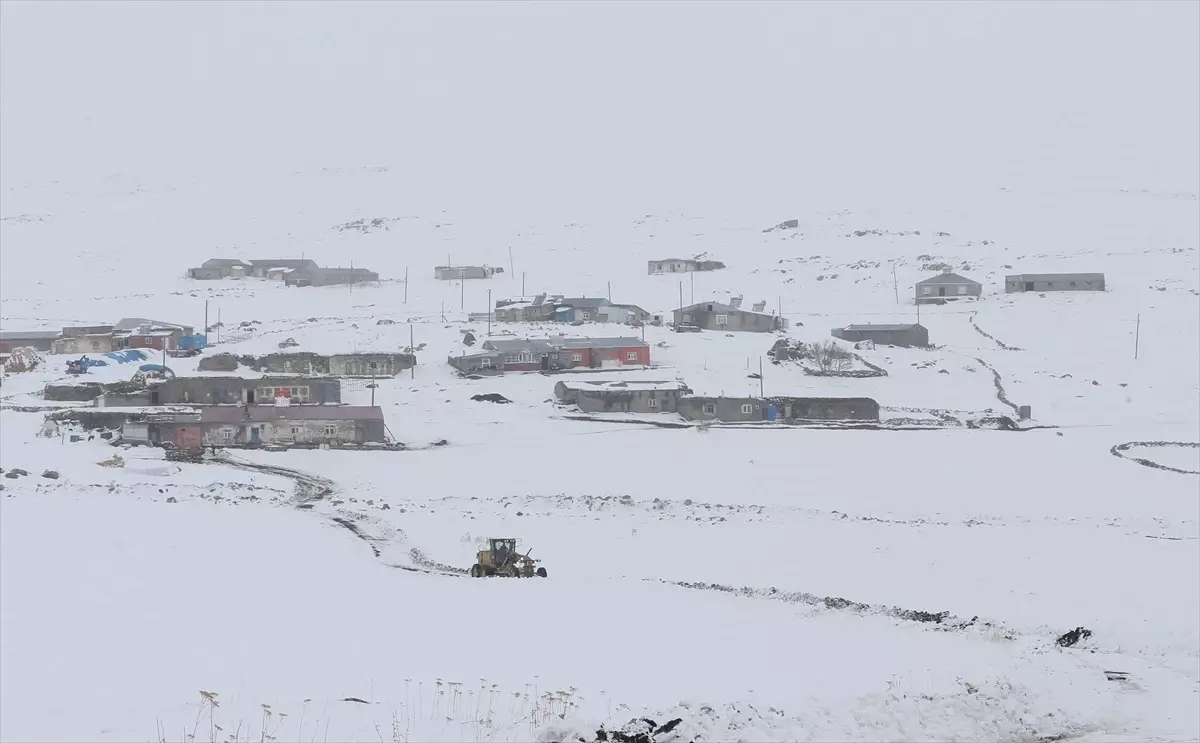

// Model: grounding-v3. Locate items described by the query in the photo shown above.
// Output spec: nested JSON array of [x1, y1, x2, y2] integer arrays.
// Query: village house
[[53, 325, 116, 355], [134, 376, 343, 406], [915, 270, 982, 304], [248, 259, 320, 279], [1004, 273, 1106, 293], [448, 335, 650, 374], [187, 259, 251, 280], [131, 405, 386, 449], [0, 330, 59, 354], [246, 351, 416, 377], [831, 323, 929, 348], [647, 258, 726, 275], [284, 267, 380, 287], [673, 302, 787, 332], [434, 265, 496, 280], [554, 380, 691, 414], [494, 294, 562, 323], [112, 318, 197, 352], [677, 396, 880, 423]]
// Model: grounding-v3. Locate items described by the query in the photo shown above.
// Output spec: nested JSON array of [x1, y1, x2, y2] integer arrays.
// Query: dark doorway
[[246, 389, 255, 404], [938, 287, 946, 297], [1025, 282, 1034, 291], [540, 355, 549, 371]]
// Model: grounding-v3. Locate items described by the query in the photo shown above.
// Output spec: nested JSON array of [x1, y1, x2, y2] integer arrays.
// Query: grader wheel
[[470, 564, 483, 578], [536, 567, 548, 578]]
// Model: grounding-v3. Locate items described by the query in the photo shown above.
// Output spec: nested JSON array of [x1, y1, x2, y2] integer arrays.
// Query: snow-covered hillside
[[2, 2, 1198, 742]]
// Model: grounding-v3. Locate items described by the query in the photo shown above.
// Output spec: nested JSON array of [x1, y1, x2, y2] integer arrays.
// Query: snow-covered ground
[[2, 2, 1198, 741]]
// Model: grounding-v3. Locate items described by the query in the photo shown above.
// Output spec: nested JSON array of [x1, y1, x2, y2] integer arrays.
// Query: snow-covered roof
[[201, 406, 383, 424], [843, 323, 923, 332], [916, 272, 979, 286], [557, 380, 685, 392], [559, 337, 647, 349], [0, 330, 59, 340]]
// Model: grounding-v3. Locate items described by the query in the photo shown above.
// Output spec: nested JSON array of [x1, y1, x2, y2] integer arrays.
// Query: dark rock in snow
[[1056, 626, 1092, 647], [41, 470, 60, 479], [471, 393, 512, 404]]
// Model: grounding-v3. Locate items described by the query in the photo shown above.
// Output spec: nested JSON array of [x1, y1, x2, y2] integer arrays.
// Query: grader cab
[[469, 537, 548, 578]]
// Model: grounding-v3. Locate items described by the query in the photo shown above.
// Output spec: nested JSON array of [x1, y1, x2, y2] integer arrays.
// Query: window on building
[[647, 398, 659, 409], [716, 314, 728, 325], [518, 352, 533, 363], [261, 387, 275, 398], [291, 427, 300, 435], [922, 287, 933, 295], [294, 386, 310, 402], [1069, 281, 1076, 287], [571, 352, 582, 362], [957, 285, 968, 295], [223, 430, 232, 440], [682, 314, 692, 322], [582, 312, 591, 321], [626, 351, 638, 361], [324, 424, 337, 436], [741, 404, 754, 414], [481, 357, 492, 368], [90, 340, 100, 350], [505, 354, 519, 364], [702, 403, 716, 415]]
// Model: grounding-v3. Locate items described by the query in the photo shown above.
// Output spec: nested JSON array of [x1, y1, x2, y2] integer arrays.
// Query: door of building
[[938, 287, 946, 297], [250, 427, 261, 443], [1025, 282, 1034, 291], [540, 355, 549, 371], [175, 426, 202, 451]]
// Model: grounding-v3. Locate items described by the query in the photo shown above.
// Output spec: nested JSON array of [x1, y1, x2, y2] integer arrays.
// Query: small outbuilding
[[915, 270, 982, 304]]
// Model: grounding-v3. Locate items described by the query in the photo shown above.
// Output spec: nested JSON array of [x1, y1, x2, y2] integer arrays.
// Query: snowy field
[[2, 2, 1199, 742]]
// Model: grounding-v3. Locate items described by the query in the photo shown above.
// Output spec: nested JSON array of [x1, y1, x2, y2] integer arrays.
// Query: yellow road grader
[[469, 538, 547, 578]]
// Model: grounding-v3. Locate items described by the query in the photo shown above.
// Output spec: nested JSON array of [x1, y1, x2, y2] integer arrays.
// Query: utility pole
[[460, 278, 465, 309], [404, 267, 408, 304], [409, 323, 415, 379], [204, 300, 209, 342], [508, 246, 514, 277], [1134, 313, 1141, 360], [892, 262, 899, 304], [349, 260, 354, 294], [607, 281, 611, 302], [678, 281, 683, 311], [217, 309, 222, 344], [370, 376, 376, 406], [759, 357, 764, 397], [689, 271, 694, 305], [487, 289, 492, 337], [522, 272, 526, 296], [917, 301, 921, 325]]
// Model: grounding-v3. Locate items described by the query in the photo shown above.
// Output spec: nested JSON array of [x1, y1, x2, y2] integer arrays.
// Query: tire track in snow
[[969, 311, 1023, 351], [203, 453, 465, 575]]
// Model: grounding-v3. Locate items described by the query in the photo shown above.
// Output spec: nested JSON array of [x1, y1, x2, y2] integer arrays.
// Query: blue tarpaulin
[[66, 356, 108, 374], [104, 349, 149, 364]]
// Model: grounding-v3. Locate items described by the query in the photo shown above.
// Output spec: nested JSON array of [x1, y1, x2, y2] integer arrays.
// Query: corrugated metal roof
[[115, 317, 189, 331], [559, 297, 611, 309], [915, 272, 979, 286], [1005, 273, 1105, 281]]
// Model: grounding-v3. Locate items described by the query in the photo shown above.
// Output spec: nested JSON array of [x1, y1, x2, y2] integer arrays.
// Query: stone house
[[647, 258, 726, 275], [249, 352, 416, 376], [916, 270, 982, 304], [140, 405, 386, 449], [677, 396, 880, 423], [54, 333, 116, 355], [1004, 273, 1106, 293], [554, 380, 691, 413], [673, 302, 787, 332], [143, 376, 342, 405], [831, 323, 929, 348], [0, 330, 60, 353]]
